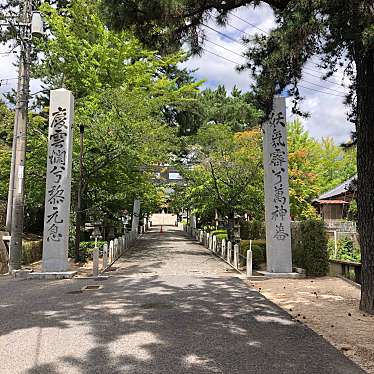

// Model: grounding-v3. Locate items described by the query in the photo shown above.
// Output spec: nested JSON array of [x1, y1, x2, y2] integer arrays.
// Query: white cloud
[[182, 4, 353, 144]]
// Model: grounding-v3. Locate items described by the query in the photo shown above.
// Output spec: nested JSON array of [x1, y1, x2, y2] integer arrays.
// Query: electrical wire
[[205, 38, 246, 58], [228, 13, 327, 68], [230, 13, 269, 35], [201, 47, 242, 65], [201, 22, 245, 46], [202, 26, 348, 90], [200, 47, 346, 98]]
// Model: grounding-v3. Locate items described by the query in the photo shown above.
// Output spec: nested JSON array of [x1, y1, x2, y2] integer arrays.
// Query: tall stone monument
[[131, 199, 140, 233], [263, 96, 292, 273], [42, 89, 74, 272]]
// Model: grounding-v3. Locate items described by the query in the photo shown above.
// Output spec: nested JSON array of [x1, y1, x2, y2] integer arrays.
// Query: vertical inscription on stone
[[42, 89, 74, 272], [263, 96, 292, 273]]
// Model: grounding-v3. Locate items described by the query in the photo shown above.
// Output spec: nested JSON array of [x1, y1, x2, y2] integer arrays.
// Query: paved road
[[0, 227, 366, 374]]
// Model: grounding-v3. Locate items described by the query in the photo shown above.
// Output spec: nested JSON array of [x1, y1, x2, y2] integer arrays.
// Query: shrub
[[68, 240, 107, 261], [22, 240, 43, 265], [240, 240, 266, 269], [240, 220, 265, 240], [298, 220, 329, 276], [211, 229, 228, 240], [328, 237, 361, 262]]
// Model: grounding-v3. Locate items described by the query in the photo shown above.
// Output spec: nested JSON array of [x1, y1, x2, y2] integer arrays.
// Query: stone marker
[[42, 89, 74, 272], [131, 199, 140, 233], [92, 242, 99, 277], [221, 239, 226, 258], [227, 241, 232, 263], [246, 249, 253, 277], [233, 244, 239, 269], [263, 96, 292, 273], [103, 243, 108, 269]]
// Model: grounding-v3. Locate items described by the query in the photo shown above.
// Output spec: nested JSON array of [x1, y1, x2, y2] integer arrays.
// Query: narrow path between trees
[[0, 227, 366, 373]]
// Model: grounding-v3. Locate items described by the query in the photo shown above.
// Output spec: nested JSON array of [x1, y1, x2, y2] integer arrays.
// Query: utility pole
[[8, 0, 33, 272]]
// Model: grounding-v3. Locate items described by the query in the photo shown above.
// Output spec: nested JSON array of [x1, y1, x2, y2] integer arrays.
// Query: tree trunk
[[356, 49, 374, 314]]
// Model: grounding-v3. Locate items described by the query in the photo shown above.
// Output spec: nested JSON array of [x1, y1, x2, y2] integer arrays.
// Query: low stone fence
[[102, 230, 138, 272], [329, 259, 361, 285], [182, 225, 253, 277]]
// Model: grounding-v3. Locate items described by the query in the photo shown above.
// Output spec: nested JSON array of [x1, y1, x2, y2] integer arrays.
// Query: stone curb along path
[[0, 227, 367, 374]]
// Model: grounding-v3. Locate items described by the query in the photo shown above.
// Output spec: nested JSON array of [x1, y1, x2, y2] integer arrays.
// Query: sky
[[181, 4, 355, 144], [0, 3, 354, 144]]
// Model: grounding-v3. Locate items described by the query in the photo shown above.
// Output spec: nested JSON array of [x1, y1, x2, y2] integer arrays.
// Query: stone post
[[103, 243, 108, 269], [131, 199, 140, 233], [246, 249, 253, 277], [227, 241, 232, 263], [221, 239, 226, 258], [263, 96, 292, 273], [109, 240, 114, 263], [114, 238, 118, 260], [234, 244, 239, 269], [42, 89, 74, 272], [92, 238, 99, 277]]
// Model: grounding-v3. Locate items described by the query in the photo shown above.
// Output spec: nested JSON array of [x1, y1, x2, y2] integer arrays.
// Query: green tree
[[176, 125, 264, 235], [103, 0, 374, 314], [287, 119, 320, 219], [287, 119, 357, 219]]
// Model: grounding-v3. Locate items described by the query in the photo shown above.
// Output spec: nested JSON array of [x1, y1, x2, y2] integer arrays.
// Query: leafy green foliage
[[240, 220, 265, 240], [294, 220, 329, 276], [22, 240, 43, 265], [240, 240, 266, 269], [288, 119, 356, 220], [328, 237, 361, 263], [0, 0, 202, 234], [172, 125, 264, 226], [211, 229, 228, 240]]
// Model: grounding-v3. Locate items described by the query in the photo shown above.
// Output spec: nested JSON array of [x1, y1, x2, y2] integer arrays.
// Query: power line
[[301, 79, 347, 94], [203, 26, 347, 89], [205, 38, 344, 89], [302, 69, 346, 87], [229, 13, 323, 68], [205, 38, 246, 58], [230, 13, 269, 34], [201, 23, 245, 47], [200, 47, 346, 98], [201, 47, 242, 65], [298, 85, 346, 98]]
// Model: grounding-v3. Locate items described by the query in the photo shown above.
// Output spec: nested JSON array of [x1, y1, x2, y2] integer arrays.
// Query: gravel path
[[0, 227, 366, 373]]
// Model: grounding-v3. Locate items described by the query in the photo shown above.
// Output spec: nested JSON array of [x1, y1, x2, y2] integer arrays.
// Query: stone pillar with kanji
[[263, 96, 292, 273], [42, 89, 74, 272]]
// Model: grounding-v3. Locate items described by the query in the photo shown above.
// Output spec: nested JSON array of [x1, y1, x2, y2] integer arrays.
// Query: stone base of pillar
[[256, 271, 305, 279], [13, 270, 77, 280]]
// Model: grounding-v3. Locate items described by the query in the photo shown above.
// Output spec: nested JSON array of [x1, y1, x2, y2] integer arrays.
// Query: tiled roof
[[318, 175, 357, 200]]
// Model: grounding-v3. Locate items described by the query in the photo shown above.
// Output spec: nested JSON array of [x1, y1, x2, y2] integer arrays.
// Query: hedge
[[240, 220, 265, 240], [210, 229, 228, 240], [293, 220, 329, 276], [240, 240, 266, 269], [240, 220, 328, 276]]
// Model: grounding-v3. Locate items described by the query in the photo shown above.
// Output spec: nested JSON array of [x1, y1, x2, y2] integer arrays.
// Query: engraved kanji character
[[274, 223, 289, 240], [271, 205, 288, 221], [48, 184, 65, 204], [270, 148, 286, 167], [49, 149, 66, 166], [47, 223, 62, 242], [272, 168, 285, 185]]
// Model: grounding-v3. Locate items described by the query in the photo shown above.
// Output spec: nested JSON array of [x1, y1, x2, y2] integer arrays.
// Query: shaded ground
[[0, 227, 366, 374], [251, 277, 374, 374]]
